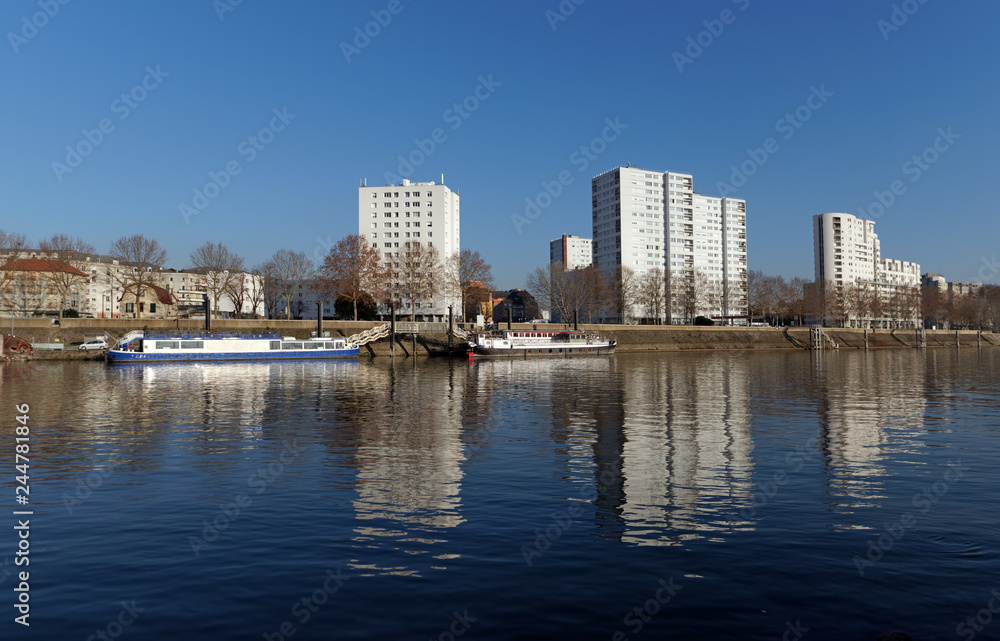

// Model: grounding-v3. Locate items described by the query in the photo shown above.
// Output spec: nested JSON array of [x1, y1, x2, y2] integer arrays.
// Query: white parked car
[[79, 338, 108, 351]]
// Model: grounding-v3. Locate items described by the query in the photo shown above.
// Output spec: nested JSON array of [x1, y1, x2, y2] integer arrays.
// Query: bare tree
[[314, 235, 386, 321], [8, 273, 43, 317], [672, 269, 716, 324], [636, 268, 666, 324], [445, 250, 494, 322], [108, 234, 168, 319], [722, 271, 748, 325], [245, 265, 268, 319], [903, 285, 922, 329], [977, 285, 1000, 331], [189, 241, 245, 319], [268, 249, 314, 320], [224, 272, 248, 319], [0, 230, 29, 300], [576, 265, 608, 324], [746, 269, 767, 323], [257, 261, 282, 319], [386, 243, 442, 320], [38, 234, 95, 319], [526, 263, 585, 324], [465, 282, 493, 321], [606, 265, 638, 324], [784, 277, 809, 326]]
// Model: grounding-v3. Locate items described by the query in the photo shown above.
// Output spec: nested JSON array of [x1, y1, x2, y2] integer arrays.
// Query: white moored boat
[[106, 331, 359, 362], [465, 329, 615, 357]]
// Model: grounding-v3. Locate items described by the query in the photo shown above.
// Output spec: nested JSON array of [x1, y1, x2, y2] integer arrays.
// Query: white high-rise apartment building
[[813, 213, 920, 327], [550, 234, 592, 270], [358, 177, 460, 321], [813, 212, 880, 285], [592, 166, 747, 323]]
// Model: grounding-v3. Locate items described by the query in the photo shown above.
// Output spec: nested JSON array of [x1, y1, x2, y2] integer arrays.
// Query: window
[[180, 341, 203, 349], [155, 341, 179, 349]]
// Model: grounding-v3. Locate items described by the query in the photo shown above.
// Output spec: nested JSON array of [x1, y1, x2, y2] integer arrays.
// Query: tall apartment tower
[[813, 212, 880, 285], [358, 177, 460, 321], [592, 166, 747, 323], [550, 234, 592, 270], [813, 212, 921, 328]]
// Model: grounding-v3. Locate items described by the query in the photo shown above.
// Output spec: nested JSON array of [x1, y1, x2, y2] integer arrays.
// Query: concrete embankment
[[6, 318, 997, 359]]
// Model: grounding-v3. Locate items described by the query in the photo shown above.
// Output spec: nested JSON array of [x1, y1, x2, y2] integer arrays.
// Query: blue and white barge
[[106, 331, 359, 362]]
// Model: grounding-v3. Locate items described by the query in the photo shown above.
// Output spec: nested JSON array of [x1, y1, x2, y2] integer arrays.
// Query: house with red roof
[[0, 257, 89, 316]]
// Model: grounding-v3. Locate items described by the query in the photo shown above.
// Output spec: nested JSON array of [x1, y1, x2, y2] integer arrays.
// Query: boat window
[[281, 342, 303, 350], [155, 341, 179, 349], [180, 341, 203, 349], [304, 342, 321, 349], [270, 341, 280, 350]]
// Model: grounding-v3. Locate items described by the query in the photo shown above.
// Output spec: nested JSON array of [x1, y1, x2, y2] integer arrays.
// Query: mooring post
[[317, 302, 322, 338], [956, 329, 960, 348], [574, 310, 578, 331], [448, 305, 453, 351], [390, 303, 395, 358], [204, 294, 211, 331], [507, 307, 512, 331]]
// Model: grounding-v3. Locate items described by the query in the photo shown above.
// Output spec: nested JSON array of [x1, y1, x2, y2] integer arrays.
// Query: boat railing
[[139, 332, 283, 340], [116, 330, 145, 348]]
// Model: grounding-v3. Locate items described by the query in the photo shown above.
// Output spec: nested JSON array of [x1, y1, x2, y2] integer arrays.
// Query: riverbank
[[8, 318, 997, 359]]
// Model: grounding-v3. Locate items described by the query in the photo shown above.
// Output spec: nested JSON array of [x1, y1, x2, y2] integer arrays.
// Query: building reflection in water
[[347, 359, 467, 577], [544, 353, 755, 546], [813, 350, 926, 526]]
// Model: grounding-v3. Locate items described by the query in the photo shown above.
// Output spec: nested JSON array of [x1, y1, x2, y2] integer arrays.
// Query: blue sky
[[2, 0, 997, 288]]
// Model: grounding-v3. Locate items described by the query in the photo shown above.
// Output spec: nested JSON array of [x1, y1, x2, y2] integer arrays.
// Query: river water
[[1, 349, 998, 640]]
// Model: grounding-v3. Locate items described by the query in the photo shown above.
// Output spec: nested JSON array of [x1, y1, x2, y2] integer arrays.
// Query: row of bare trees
[[2, 228, 500, 322], [922, 284, 1000, 331], [527, 264, 742, 325], [312, 237, 495, 321], [0, 231, 97, 319], [746, 269, 1000, 330], [526, 264, 609, 323]]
